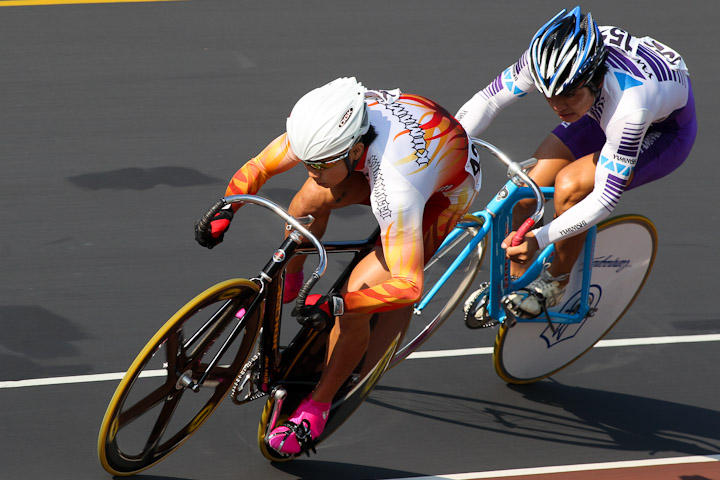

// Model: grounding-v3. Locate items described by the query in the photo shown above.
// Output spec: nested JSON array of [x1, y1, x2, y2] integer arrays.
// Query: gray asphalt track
[[1, 1, 718, 479]]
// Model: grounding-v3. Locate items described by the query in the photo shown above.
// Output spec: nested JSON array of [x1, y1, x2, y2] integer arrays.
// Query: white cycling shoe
[[503, 269, 568, 319]]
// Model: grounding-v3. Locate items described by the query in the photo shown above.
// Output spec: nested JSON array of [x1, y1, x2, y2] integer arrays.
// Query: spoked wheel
[[494, 215, 657, 384], [390, 214, 486, 367], [98, 279, 263, 476]]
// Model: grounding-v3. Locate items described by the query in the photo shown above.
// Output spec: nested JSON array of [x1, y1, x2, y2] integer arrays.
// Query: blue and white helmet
[[529, 6, 607, 97]]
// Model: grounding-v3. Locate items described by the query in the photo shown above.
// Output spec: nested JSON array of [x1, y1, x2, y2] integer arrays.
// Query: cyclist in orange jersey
[[195, 77, 481, 455]]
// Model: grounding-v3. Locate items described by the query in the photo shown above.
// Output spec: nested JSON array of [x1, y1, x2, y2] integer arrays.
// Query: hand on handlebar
[[195, 206, 234, 249], [292, 293, 344, 331], [502, 230, 539, 264]]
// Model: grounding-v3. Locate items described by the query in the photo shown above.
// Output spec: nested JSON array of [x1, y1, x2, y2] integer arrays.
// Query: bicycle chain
[[230, 351, 266, 405]]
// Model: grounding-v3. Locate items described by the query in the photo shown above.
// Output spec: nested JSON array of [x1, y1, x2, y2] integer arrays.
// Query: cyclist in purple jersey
[[458, 6, 696, 319]]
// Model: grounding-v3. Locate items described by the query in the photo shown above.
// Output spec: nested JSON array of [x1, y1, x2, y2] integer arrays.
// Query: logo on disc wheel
[[540, 285, 602, 348]]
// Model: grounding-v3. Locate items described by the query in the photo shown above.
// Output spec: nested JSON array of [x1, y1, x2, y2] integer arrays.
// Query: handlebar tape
[[295, 272, 321, 313], [511, 218, 536, 247], [197, 199, 227, 233]]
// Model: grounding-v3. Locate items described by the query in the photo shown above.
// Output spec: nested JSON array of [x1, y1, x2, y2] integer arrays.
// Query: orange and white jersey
[[225, 89, 480, 314]]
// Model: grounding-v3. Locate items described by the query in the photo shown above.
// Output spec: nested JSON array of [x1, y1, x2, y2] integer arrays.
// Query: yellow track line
[[1, 0, 184, 6]]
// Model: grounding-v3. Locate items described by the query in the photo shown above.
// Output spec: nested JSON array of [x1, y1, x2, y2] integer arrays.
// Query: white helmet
[[286, 77, 370, 162]]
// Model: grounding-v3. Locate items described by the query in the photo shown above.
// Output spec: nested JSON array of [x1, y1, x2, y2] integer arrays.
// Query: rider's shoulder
[[365, 88, 402, 105]]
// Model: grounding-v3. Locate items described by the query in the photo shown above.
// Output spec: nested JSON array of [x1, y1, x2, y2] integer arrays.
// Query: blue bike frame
[[416, 151, 598, 326]]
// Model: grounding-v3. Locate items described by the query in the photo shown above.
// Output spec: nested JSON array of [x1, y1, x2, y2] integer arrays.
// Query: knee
[[553, 170, 585, 214]]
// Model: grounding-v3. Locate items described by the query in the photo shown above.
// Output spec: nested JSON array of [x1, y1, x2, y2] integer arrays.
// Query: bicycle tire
[[493, 215, 657, 384], [390, 214, 486, 367], [98, 279, 262, 476], [257, 315, 400, 462]]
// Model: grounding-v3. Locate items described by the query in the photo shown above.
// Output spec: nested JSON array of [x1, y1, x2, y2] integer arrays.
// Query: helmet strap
[[343, 143, 365, 179]]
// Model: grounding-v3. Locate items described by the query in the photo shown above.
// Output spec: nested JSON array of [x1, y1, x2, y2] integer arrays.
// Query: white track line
[[381, 454, 720, 479], [404, 333, 720, 359], [1, 334, 719, 390]]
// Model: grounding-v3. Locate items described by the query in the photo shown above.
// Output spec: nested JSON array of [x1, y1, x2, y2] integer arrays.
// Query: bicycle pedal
[[500, 300, 519, 328]]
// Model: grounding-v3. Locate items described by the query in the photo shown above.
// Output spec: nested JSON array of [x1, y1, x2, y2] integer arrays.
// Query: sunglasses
[[303, 149, 351, 171]]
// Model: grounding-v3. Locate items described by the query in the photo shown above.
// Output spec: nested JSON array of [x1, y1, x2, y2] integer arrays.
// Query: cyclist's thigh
[[627, 125, 696, 190], [422, 177, 476, 261], [530, 134, 578, 187], [549, 115, 606, 161], [341, 245, 412, 368], [343, 176, 476, 292], [628, 79, 697, 190], [534, 116, 606, 186], [344, 246, 390, 294]]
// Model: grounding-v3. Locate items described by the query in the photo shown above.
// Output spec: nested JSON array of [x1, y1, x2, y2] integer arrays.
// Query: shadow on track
[[271, 460, 421, 480], [130, 476, 196, 480], [0, 305, 92, 381], [367, 381, 720, 456], [67, 166, 222, 191]]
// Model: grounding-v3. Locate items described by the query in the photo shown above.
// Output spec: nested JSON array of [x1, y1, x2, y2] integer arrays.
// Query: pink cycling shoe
[[266, 395, 331, 455], [283, 271, 304, 304]]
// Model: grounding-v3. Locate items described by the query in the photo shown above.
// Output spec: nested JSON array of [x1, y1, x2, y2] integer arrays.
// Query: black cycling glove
[[292, 293, 344, 331], [195, 206, 234, 249]]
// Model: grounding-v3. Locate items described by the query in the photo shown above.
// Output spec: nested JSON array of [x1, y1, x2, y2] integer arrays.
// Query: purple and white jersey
[[456, 26, 691, 249]]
